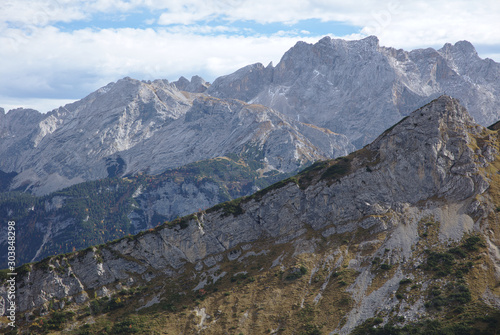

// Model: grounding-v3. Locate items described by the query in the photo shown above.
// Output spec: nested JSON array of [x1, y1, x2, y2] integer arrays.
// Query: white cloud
[[0, 0, 87, 27], [357, 0, 500, 50], [162, 24, 239, 35], [0, 96, 76, 114], [0, 26, 323, 111], [2, 0, 500, 48], [1, 0, 499, 113]]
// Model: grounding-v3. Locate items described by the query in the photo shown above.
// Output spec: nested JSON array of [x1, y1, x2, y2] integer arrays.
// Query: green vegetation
[[295, 160, 329, 189], [29, 310, 76, 332], [207, 197, 245, 217], [296, 304, 322, 335], [89, 296, 126, 314], [320, 156, 351, 181], [351, 310, 500, 335], [425, 282, 471, 310], [164, 213, 197, 229], [285, 265, 308, 281], [380, 263, 392, 270], [109, 316, 150, 334], [248, 175, 299, 201], [424, 251, 456, 276], [74, 315, 152, 334], [231, 272, 250, 283], [422, 235, 483, 278]]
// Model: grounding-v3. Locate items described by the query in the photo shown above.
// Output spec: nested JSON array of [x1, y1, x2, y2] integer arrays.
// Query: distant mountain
[[3, 36, 499, 196], [0, 77, 352, 195], [5, 96, 500, 334], [207, 36, 500, 147]]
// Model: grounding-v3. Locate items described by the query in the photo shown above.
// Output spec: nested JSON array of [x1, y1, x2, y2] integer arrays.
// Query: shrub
[[285, 266, 307, 280], [463, 236, 482, 251], [380, 264, 392, 270]]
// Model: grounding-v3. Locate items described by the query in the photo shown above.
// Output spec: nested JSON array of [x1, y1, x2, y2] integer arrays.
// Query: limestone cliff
[[208, 36, 500, 148]]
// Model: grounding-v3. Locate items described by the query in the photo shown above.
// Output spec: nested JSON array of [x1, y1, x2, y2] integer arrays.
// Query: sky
[[1, 0, 500, 113]]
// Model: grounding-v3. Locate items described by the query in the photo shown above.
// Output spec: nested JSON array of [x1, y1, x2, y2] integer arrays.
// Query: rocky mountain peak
[[437, 40, 484, 77], [173, 75, 209, 93], [372, 95, 477, 145], [440, 40, 478, 58], [206, 62, 274, 101], [319, 35, 380, 50], [368, 95, 485, 203], [207, 36, 500, 148], [361, 34, 380, 46]]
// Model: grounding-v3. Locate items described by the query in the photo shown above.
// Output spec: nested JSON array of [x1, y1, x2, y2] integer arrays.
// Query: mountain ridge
[[207, 36, 500, 147]]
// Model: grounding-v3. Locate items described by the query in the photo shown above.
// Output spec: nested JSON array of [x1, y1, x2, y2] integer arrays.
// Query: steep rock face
[[119, 96, 353, 177], [0, 78, 353, 195], [0, 156, 280, 268], [6, 96, 500, 334], [367, 96, 486, 203], [0, 78, 195, 194], [207, 36, 500, 147], [0, 108, 47, 171], [128, 178, 227, 231]]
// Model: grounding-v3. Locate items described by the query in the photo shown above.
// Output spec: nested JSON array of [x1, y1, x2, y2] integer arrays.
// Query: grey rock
[[0, 78, 353, 195], [120, 97, 353, 177], [207, 36, 500, 148], [173, 75, 210, 93]]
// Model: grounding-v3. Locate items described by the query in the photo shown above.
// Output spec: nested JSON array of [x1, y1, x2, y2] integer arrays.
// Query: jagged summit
[[207, 36, 500, 148], [288, 35, 379, 55], [207, 62, 274, 101], [367, 95, 484, 203], [319, 35, 380, 48], [173, 75, 209, 93], [439, 40, 478, 58], [372, 95, 477, 145]]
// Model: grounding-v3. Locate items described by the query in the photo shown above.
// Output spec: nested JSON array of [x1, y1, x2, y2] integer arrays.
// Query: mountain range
[[2, 96, 500, 334], [2, 36, 500, 196], [2, 36, 500, 322], [208, 36, 500, 147], [0, 77, 351, 196]]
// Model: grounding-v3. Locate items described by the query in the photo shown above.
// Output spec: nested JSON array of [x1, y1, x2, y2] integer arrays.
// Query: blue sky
[[1, 0, 500, 113]]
